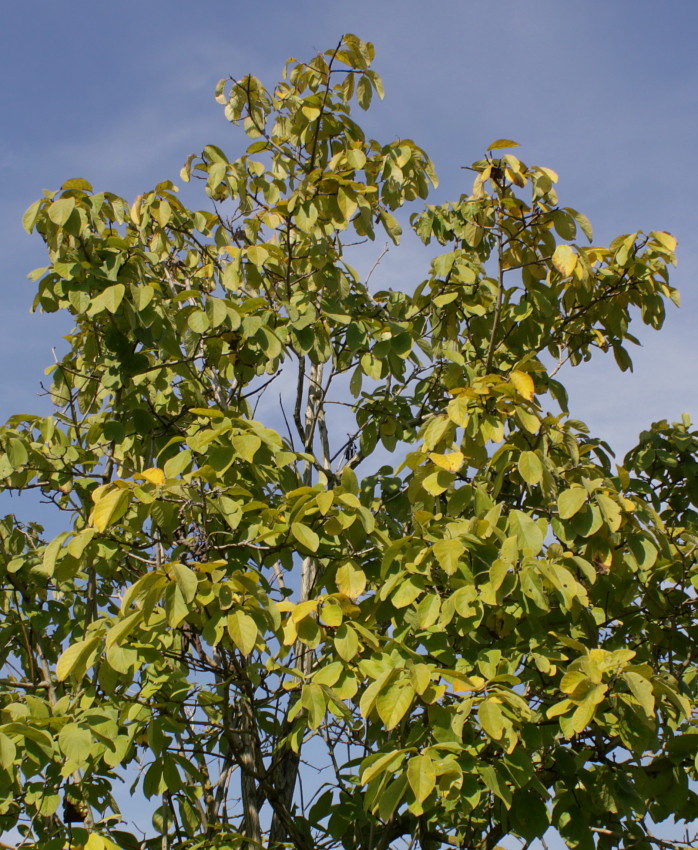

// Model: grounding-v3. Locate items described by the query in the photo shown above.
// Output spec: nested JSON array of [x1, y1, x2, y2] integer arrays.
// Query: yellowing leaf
[[58, 723, 92, 765], [376, 681, 414, 730], [56, 636, 101, 682], [479, 698, 505, 740], [336, 562, 366, 599], [89, 487, 131, 532], [487, 139, 520, 151], [319, 599, 343, 627], [47, 197, 76, 226], [622, 671, 655, 715], [316, 491, 334, 515], [102, 284, 125, 314], [518, 450, 543, 485], [428, 451, 465, 472], [650, 230, 677, 252], [552, 244, 577, 276], [301, 683, 326, 729], [291, 599, 319, 623], [558, 487, 587, 519], [432, 538, 465, 575], [227, 610, 258, 656], [337, 187, 358, 220], [232, 434, 262, 462], [510, 370, 535, 401], [361, 750, 407, 785], [560, 670, 587, 695], [291, 521, 319, 553], [171, 563, 198, 603], [334, 623, 360, 661], [246, 245, 269, 267], [139, 467, 166, 486], [0, 732, 16, 769], [422, 470, 452, 496], [410, 663, 432, 695], [407, 754, 436, 804]]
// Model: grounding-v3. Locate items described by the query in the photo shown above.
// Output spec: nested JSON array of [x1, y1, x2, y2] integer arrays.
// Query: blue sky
[[2, 0, 697, 457], [1, 2, 697, 844]]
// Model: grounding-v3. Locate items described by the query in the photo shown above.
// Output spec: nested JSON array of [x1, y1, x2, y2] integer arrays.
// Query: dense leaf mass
[[1, 34, 697, 850]]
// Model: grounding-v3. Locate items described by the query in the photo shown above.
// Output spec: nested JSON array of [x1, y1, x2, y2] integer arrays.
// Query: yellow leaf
[[428, 451, 465, 472], [510, 370, 535, 401], [139, 467, 165, 486], [89, 488, 131, 532], [407, 754, 436, 804], [650, 230, 677, 252], [451, 675, 485, 693], [336, 562, 366, 599], [316, 491, 334, 515], [487, 139, 520, 151], [552, 244, 577, 276], [56, 636, 101, 682], [227, 610, 258, 656]]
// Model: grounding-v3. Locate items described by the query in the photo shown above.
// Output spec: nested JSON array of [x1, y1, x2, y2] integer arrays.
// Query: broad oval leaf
[[291, 521, 319, 553], [406, 754, 436, 804], [558, 487, 588, 519], [227, 610, 258, 656], [89, 488, 132, 532], [376, 681, 414, 730], [336, 562, 366, 598]]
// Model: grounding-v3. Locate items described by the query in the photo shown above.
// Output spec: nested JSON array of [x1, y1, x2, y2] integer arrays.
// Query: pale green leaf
[[336, 562, 366, 598], [518, 451, 543, 485], [487, 139, 520, 151], [479, 698, 505, 740], [227, 610, 258, 656], [376, 681, 414, 730], [558, 487, 587, 519], [291, 521, 319, 553], [407, 754, 436, 804], [432, 539, 465, 575], [0, 732, 17, 768], [89, 488, 131, 532], [58, 723, 92, 765]]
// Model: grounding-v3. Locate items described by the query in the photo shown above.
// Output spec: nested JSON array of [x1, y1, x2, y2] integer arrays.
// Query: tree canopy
[[1, 33, 697, 850]]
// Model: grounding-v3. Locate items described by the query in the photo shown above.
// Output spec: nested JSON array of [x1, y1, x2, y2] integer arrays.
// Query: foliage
[[1, 34, 697, 850]]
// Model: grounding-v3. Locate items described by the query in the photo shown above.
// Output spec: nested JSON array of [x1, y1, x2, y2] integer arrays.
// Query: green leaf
[[334, 624, 360, 661], [22, 199, 42, 233], [58, 723, 92, 765], [622, 671, 655, 716], [172, 563, 198, 603], [291, 521, 319, 553], [56, 636, 102, 682], [432, 539, 465, 575], [487, 139, 520, 151], [507, 510, 545, 555], [479, 698, 505, 740], [301, 683, 326, 729], [407, 754, 436, 804], [227, 610, 258, 656], [336, 562, 366, 598], [518, 451, 543, 485], [376, 681, 414, 730], [89, 487, 131, 532], [102, 284, 126, 314], [0, 732, 16, 768], [47, 197, 76, 226], [558, 487, 587, 519]]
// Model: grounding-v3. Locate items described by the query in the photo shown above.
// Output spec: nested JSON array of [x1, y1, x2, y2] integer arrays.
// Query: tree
[[1, 32, 697, 850]]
